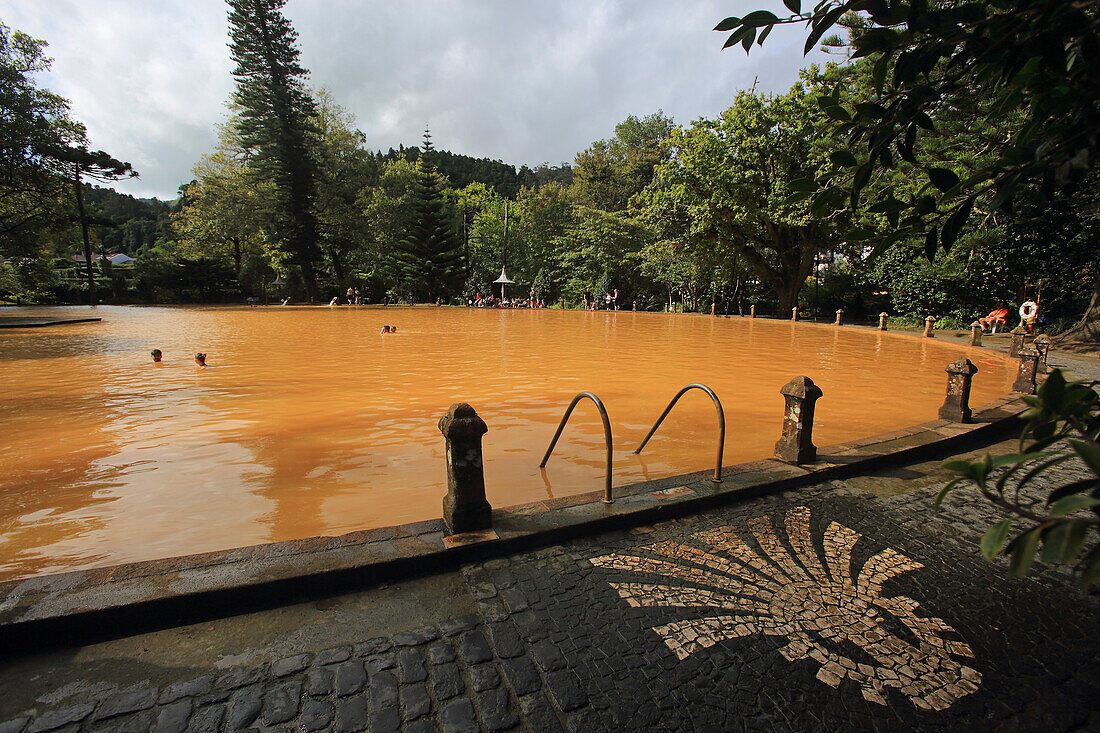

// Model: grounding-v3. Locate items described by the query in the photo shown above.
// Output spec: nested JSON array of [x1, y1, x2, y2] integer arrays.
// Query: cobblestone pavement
[[2, 465, 1097, 733]]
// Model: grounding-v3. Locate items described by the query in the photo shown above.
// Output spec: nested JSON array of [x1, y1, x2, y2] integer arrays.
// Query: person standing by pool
[[329, 296, 338, 306], [613, 288, 619, 310], [583, 288, 593, 310]]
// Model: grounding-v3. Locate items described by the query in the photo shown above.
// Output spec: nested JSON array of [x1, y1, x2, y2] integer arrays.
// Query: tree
[[312, 89, 379, 290], [0, 22, 74, 254], [572, 111, 674, 211], [655, 77, 849, 312], [227, 0, 323, 300], [61, 146, 136, 304], [393, 130, 462, 302], [714, 0, 1100, 340]]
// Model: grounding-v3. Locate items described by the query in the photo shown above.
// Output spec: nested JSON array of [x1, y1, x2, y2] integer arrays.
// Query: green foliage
[[936, 370, 1100, 587], [650, 74, 860, 312], [572, 111, 674, 212], [716, 0, 1100, 259], [393, 131, 463, 302], [227, 0, 322, 297]]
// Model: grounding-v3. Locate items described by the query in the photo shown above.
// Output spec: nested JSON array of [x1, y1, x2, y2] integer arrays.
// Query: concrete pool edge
[[0, 391, 1027, 655]]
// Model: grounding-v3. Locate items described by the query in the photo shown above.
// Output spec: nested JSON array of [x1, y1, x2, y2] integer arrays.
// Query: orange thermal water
[[0, 305, 1015, 580]]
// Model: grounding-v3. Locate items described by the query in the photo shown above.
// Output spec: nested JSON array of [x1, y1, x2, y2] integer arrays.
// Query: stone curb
[[0, 388, 1027, 656]]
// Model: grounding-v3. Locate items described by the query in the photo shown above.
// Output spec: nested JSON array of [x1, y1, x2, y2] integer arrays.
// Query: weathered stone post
[[750, 304, 756, 319], [923, 315, 935, 338], [791, 307, 799, 321], [938, 358, 978, 423], [835, 309, 843, 326], [1034, 334, 1051, 372], [878, 312, 888, 331], [774, 376, 823, 464], [1012, 347, 1040, 394], [970, 321, 983, 347], [439, 403, 492, 534], [1008, 325, 1027, 358]]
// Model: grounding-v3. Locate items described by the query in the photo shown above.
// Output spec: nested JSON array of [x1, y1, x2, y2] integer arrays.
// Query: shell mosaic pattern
[[589, 507, 982, 711]]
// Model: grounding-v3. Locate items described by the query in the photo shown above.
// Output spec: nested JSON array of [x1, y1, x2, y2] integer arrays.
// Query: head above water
[[194, 352, 207, 366], [150, 349, 162, 362]]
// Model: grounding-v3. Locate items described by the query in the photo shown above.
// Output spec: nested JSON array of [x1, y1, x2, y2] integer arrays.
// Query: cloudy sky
[[1, 1, 830, 200]]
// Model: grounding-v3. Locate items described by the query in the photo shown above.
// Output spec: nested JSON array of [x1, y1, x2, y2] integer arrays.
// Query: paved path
[[2, 438, 1097, 733]]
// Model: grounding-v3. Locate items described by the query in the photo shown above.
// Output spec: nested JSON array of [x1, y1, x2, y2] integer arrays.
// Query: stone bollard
[[923, 315, 935, 338], [1034, 334, 1051, 372], [774, 376, 823, 464], [938, 358, 978, 423], [1008, 325, 1027, 358], [439, 403, 492, 534], [750, 304, 756, 319], [1012, 347, 1040, 394], [835, 309, 843, 326], [970, 321, 983, 347], [878, 312, 888, 331], [791, 307, 799, 321]]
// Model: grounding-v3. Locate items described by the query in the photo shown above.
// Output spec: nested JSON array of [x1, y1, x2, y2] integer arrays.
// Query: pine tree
[[394, 130, 462, 302], [226, 0, 322, 300]]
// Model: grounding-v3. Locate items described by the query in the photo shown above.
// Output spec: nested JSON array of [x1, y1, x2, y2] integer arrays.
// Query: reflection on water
[[0, 305, 1016, 580]]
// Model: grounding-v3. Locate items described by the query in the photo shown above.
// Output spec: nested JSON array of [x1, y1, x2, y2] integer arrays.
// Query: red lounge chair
[[979, 308, 1009, 333]]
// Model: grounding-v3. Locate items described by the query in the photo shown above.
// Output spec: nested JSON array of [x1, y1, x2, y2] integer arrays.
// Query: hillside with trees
[[0, 1, 1096, 343]]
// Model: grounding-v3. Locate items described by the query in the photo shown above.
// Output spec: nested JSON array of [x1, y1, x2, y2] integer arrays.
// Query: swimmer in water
[[380, 325, 391, 334], [195, 352, 207, 367], [151, 349, 162, 363]]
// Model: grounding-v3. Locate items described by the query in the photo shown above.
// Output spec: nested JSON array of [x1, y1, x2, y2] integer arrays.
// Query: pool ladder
[[539, 384, 726, 504]]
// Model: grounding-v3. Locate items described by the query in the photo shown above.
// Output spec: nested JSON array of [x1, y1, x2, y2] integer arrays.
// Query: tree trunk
[[74, 169, 97, 306], [1054, 269, 1100, 344]]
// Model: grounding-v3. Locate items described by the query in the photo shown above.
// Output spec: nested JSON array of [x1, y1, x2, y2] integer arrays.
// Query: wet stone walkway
[[2, 471, 1097, 733]]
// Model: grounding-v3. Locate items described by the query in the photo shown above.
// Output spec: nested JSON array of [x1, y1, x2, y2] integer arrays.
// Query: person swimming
[[380, 325, 399, 334], [151, 349, 162, 363], [194, 352, 207, 367]]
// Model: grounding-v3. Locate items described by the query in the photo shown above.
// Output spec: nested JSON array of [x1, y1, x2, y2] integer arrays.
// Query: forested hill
[[380, 145, 573, 197], [82, 185, 176, 256]]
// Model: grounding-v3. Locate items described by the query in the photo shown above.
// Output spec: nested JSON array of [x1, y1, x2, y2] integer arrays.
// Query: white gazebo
[[493, 266, 515, 301]]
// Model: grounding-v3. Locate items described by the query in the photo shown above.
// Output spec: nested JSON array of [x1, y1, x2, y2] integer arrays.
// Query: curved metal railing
[[539, 391, 615, 504], [634, 383, 725, 483]]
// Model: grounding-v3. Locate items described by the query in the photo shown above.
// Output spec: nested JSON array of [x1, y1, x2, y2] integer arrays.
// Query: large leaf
[[741, 10, 779, 27], [714, 16, 741, 31], [830, 150, 858, 167], [1082, 546, 1100, 589], [1048, 494, 1100, 517], [1008, 527, 1042, 576], [928, 167, 960, 192], [980, 518, 1012, 560], [1041, 521, 1089, 563], [783, 0, 801, 14], [1068, 439, 1100, 475]]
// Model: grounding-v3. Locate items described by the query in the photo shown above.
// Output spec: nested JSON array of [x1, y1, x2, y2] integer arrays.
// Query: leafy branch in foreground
[[935, 369, 1100, 587], [715, 1, 1100, 260]]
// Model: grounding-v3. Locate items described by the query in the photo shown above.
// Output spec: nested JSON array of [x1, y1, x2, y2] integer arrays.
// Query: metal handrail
[[539, 391, 615, 504], [634, 383, 725, 483]]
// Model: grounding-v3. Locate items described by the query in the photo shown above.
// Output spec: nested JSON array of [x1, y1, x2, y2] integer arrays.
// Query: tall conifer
[[226, 0, 322, 299], [395, 130, 462, 302]]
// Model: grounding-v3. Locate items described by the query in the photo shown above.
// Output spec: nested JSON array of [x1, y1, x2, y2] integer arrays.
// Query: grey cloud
[[0, 0, 831, 199]]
